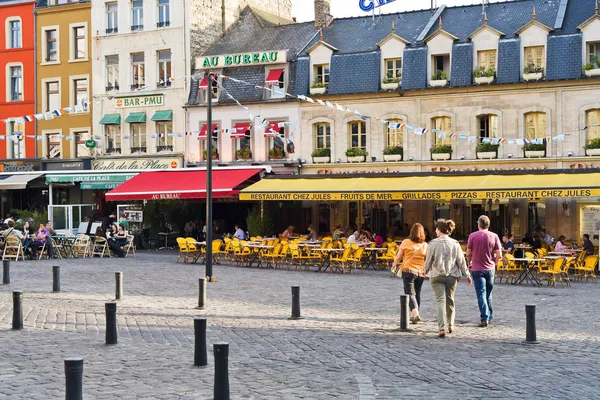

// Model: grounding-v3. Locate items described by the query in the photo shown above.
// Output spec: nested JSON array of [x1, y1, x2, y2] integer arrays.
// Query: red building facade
[[0, 0, 36, 160]]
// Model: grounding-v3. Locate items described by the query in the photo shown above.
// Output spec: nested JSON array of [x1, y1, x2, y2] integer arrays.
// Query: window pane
[[586, 110, 600, 142]]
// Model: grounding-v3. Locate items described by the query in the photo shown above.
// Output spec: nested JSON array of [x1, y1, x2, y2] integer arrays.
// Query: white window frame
[[157, 50, 172, 88], [105, 55, 119, 91], [6, 119, 26, 159], [265, 67, 286, 99], [69, 74, 89, 112], [157, 121, 173, 150], [71, 128, 90, 158], [106, 2, 118, 34], [6, 17, 22, 49], [43, 129, 63, 159], [41, 77, 61, 113], [6, 62, 24, 102], [157, 0, 170, 27], [314, 64, 330, 87], [131, 53, 145, 89], [130, 123, 147, 153], [131, 0, 144, 31], [41, 26, 60, 65], [69, 22, 88, 62], [105, 125, 121, 154], [199, 73, 221, 104]]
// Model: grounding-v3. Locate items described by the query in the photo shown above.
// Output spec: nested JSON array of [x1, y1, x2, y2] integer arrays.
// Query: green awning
[[46, 173, 137, 184], [124, 112, 146, 123], [150, 110, 173, 122], [99, 114, 121, 125], [80, 182, 123, 190]]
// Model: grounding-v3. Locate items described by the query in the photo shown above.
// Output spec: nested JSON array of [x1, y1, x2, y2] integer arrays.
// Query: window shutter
[[526, 113, 535, 139], [489, 51, 497, 70], [536, 47, 544, 68], [490, 115, 498, 138], [525, 48, 534, 66]]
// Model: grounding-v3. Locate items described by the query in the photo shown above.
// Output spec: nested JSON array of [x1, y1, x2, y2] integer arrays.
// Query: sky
[[290, 0, 488, 22]]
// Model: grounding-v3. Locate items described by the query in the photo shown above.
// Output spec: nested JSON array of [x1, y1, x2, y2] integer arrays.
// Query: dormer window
[[477, 50, 496, 71], [378, 22, 408, 89], [588, 42, 600, 64], [432, 55, 449, 76], [577, 2, 600, 71], [524, 46, 545, 71], [307, 31, 338, 95], [384, 58, 402, 80], [265, 68, 286, 99], [516, 8, 550, 80], [425, 17, 457, 86], [314, 64, 329, 87]]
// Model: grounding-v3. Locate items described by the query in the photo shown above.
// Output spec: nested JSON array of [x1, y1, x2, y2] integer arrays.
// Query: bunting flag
[[24, 116, 33, 122]]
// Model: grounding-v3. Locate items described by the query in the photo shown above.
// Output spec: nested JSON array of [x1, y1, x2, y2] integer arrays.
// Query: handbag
[[391, 242, 424, 278]]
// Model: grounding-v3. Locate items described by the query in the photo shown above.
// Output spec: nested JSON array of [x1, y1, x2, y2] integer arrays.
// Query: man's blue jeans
[[472, 270, 494, 322]]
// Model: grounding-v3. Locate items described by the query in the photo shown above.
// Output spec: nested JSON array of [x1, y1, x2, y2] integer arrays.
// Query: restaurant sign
[[92, 157, 182, 170], [0, 160, 41, 172], [197, 50, 287, 69], [47, 174, 137, 183], [115, 95, 164, 108]]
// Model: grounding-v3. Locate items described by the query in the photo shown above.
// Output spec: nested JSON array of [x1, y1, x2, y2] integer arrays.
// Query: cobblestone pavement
[[1, 252, 599, 399]]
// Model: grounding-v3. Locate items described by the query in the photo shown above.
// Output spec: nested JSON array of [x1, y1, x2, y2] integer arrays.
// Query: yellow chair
[[377, 247, 397, 270], [185, 238, 202, 262], [177, 238, 191, 263], [262, 243, 282, 268], [348, 247, 365, 273], [72, 235, 91, 258], [330, 247, 353, 273], [579, 256, 598, 283], [541, 258, 568, 288], [212, 240, 225, 262], [2, 236, 25, 261]]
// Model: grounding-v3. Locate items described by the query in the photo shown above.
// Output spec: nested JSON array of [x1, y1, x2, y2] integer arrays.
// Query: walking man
[[466, 215, 502, 327]]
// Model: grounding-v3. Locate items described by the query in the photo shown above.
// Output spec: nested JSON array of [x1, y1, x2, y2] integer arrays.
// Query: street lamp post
[[205, 72, 214, 281]]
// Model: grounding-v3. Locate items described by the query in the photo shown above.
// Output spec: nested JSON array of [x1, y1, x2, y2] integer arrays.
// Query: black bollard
[[196, 278, 206, 310], [2, 260, 9, 284], [288, 286, 303, 320], [399, 294, 411, 332], [213, 343, 230, 400], [64, 357, 83, 400], [12, 291, 23, 330], [523, 304, 540, 344], [105, 302, 118, 345], [194, 318, 207, 367], [115, 272, 123, 300], [52, 266, 60, 292]]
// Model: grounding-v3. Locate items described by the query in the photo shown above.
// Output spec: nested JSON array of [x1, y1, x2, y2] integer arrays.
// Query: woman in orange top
[[392, 223, 428, 324]]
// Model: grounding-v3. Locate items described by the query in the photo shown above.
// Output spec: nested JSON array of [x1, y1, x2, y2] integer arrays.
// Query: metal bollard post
[[194, 318, 207, 367], [196, 278, 206, 310], [105, 302, 118, 345], [213, 343, 230, 400], [52, 266, 60, 292], [115, 272, 123, 300], [288, 286, 303, 320], [12, 291, 23, 330], [2, 260, 10, 284], [64, 357, 83, 400], [399, 294, 411, 332], [523, 304, 540, 344]]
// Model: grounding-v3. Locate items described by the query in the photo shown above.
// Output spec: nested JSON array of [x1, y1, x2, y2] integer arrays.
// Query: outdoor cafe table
[[363, 248, 387, 270], [512, 258, 545, 286], [191, 241, 206, 263], [244, 244, 274, 268], [51, 236, 77, 258], [312, 248, 344, 272]]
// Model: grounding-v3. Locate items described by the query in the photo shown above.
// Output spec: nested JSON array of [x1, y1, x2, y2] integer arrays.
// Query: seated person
[[531, 234, 542, 250], [46, 220, 57, 236], [582, 234, 595, 255], [282, 225, 294, 239], [0, 220, 24, 250], [347, 231, 360, 245], [373, 232, 384, 247], [109, 225, 128, 258], [502, 234, 514, 253], [554, 235, 567, 252], [304, 225, 318, 241], [332, 225, 344, 241], [29, 223, 52, 260]]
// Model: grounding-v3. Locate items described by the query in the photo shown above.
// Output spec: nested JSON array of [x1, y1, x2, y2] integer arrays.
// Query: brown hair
[[557, 235, 565, 242], [7, 220, 15, 228], [409, 223, 426, 243], [435, 219, 455, 235]]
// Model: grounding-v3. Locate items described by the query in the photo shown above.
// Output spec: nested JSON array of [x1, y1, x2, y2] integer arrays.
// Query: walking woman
[[391, 223, 428, 324], [424, 219, 472, 338]]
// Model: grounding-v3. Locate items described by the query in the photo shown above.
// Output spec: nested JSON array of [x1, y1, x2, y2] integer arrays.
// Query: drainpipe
[[221, 0, 226, 34]]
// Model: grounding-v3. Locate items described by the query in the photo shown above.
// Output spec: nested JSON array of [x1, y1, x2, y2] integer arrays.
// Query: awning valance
[[240, 172, 600, 201], [0, 174, 43, 190], [199, 124, 219, 139], [199, 76, 208, 90], [124, 112, 146, 123], [151, 110, 173, 121], [106, 168, 263, 201], [265, 69, 284, 86], [46, 173, 137, 184], [232, 123, 251, 138], [264, 121, 283, 137], [99, 114, 121, 125]]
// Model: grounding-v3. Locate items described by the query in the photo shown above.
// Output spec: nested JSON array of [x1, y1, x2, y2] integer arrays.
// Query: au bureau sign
[[93, 157, 182, 170], [115, 95, 164, 108], [197, 50, 287, 69]]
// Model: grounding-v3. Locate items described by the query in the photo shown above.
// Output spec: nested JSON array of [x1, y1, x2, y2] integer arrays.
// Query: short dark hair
[[435, 219, 455, 235], [409, 223, 425, 243], [583, 234, 590, 240]]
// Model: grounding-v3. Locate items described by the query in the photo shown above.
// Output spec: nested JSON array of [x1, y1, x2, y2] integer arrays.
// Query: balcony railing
[[157, 21, 170, 28], [105, 28, 118, 34], [130, 84, 144, 90], [105, 84, 120, 91], [107, 147, 121, 154], [156, 81, 172, 88], [131, 146, 147, 153], [157, 145, 173, 152], [131, 25, 144, 32]]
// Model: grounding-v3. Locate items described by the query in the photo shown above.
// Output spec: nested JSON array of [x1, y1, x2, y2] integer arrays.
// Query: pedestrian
[[466, 215, 502, 328], [391, 223, 428, 324], [234, 225, 245, 240], [424, 219, 472, 338]]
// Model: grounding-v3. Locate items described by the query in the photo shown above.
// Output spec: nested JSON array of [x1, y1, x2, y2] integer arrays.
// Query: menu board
[[579, 205, 600, 239]]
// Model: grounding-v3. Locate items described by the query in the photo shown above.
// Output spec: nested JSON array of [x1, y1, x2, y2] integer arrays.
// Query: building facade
[[0, 0, 35, 160]]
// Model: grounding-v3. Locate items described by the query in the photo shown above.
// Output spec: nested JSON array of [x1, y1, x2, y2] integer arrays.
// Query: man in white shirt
[[347, 231, 360, 245], [234, 225, 245, 240]]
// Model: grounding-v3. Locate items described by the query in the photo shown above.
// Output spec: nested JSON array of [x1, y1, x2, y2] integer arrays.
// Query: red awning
[[264, 122, 283, 137], [231, 123, 251, 138], [105, 168, 263, 201], [199, 124, 219, 139], [199, 76, 208, 90], [265, 69, 284, 86]]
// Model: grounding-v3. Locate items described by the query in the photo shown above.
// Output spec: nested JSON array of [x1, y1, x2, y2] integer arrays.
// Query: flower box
[[383, 154, 402, 162], [381, 82, 399, 90], [585, 68, 600, 77], [586, 148, 600, 156], [310, 87, 326, 95], [347, 156, 366, 163], [269, 155, 285, 160], [431, 153, 451, 161], [430, 79, 448, 87], [525, 150, 545, 158], [523, 73, 543, 81], [477, 151, 497, 159], [474, 76, 494, 85], [312, 156, 330, 163]]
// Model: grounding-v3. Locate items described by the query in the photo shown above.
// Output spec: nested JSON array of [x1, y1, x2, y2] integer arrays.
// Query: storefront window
[[525, 112, 546, 140], [157, 121, 173, 151], [528, 202, 546, 234], [349, 120, 366, 149], [435, 202, 451, 221], [389, 203, 403, 237], [432, 116, 451, 145], [105, 125, 121, 154], [315, 122, 330, 149], [386, 119, 404, 147], [349, 202, 359, 232], [318, 204, 331, 234], [131, 123, 146, 153], [586, 109, 600, 144]]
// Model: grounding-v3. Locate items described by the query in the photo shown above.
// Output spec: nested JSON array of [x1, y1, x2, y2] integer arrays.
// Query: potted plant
[[268, 146, 285, 160], [523, 143, 546, 158], [235, 146, 252, 160], [430, 70, 448, 87], [584, 138, 600, 156], [430, 144, 452, 160], [381, 71, 400, 90], [476, 142, 500, 159], [202, 148, 218, 160], [345, 148, 368, 163], [473, 66, 495, 85], [310, 79, 326, 95], [311, 148, 331, 163], [383, 146, 403, 162], [523, 64, 544, 81], [583, 59, 600, 77]]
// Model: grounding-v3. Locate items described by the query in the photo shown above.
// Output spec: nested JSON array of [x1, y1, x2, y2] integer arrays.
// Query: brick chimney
[[314, 0, 332, 29]]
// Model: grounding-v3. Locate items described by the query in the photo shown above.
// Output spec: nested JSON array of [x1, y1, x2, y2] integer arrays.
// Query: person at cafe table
[[303, 225, 318, 241], [28, 223, 54, 259], [234, 225, 245, 241], [582, 234, 595, 255]]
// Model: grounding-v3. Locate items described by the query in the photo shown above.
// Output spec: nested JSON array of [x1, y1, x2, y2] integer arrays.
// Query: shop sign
[[580, 205, 600, 238], [43, 159, 91, 171], [197, 50, 287, 69], [241, 189, 600, 202], [47, 174, 137, 183], [115, 95, 164, 108], [0, 160, 41, 173], [92, 157, 182, 170]]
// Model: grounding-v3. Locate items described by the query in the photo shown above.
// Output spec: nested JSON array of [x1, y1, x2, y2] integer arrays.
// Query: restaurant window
[[105, 125, 121, 154], [46, 132, 61, 159], [524, 46, 545, 71], [157, 50, 171, 87], [131, 0, 144, 31], [586, 109, 600, 143], [73, 78, 89, 109], [477, 50, 497, 71], [435, 202, 451, 221], [157, 0, 170, 27], [314, 122, 330, 150], [157, 121, 173, 151], [478, 115, 498, 140], [74, 130, 89, 157], [314, 64, 330, 87], [432, 116, 452, 145], [384, 58, 402, 80], [106, 2, 118, 34], [525, 112, 546, 140], [131, 53, 145, 89], [72, 26, 86, 60], [389, 203, 403, 237], [8, 19, 21, 49], [318, 204, 331, 234], [106, 55, 119, 91], [528, 202, 546, 235], [386, 119, 404, 148], [9, 65, 23, 102], [7, 121, 25, 159], [45, 80, 60, 112], [45, 29, 58, 62], [588, 42, 600, 64], [130, 123, 146, 153], [349, 120, 366, 149], [349, 202, 359, 232]]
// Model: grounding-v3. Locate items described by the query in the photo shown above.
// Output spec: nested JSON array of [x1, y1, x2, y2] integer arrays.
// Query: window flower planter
[[310, 87, 326, 95], [430, 79, 448, 87], [383, 154, 402, 162], [523, 72, 543, 81], [381, 82, 399, 90], [586, 148, 600, 156], [474, 76, 494, 85], [431, 153, 451, 160], [524, 150, 545, 158], [585, 68, 600, 77], [476, 151, 497, 159], [347, 156, 365, 163], [312, 156, 330, 163]]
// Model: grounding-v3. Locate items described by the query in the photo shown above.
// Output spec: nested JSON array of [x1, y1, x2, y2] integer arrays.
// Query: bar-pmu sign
[[359, 0, 396, 12]]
